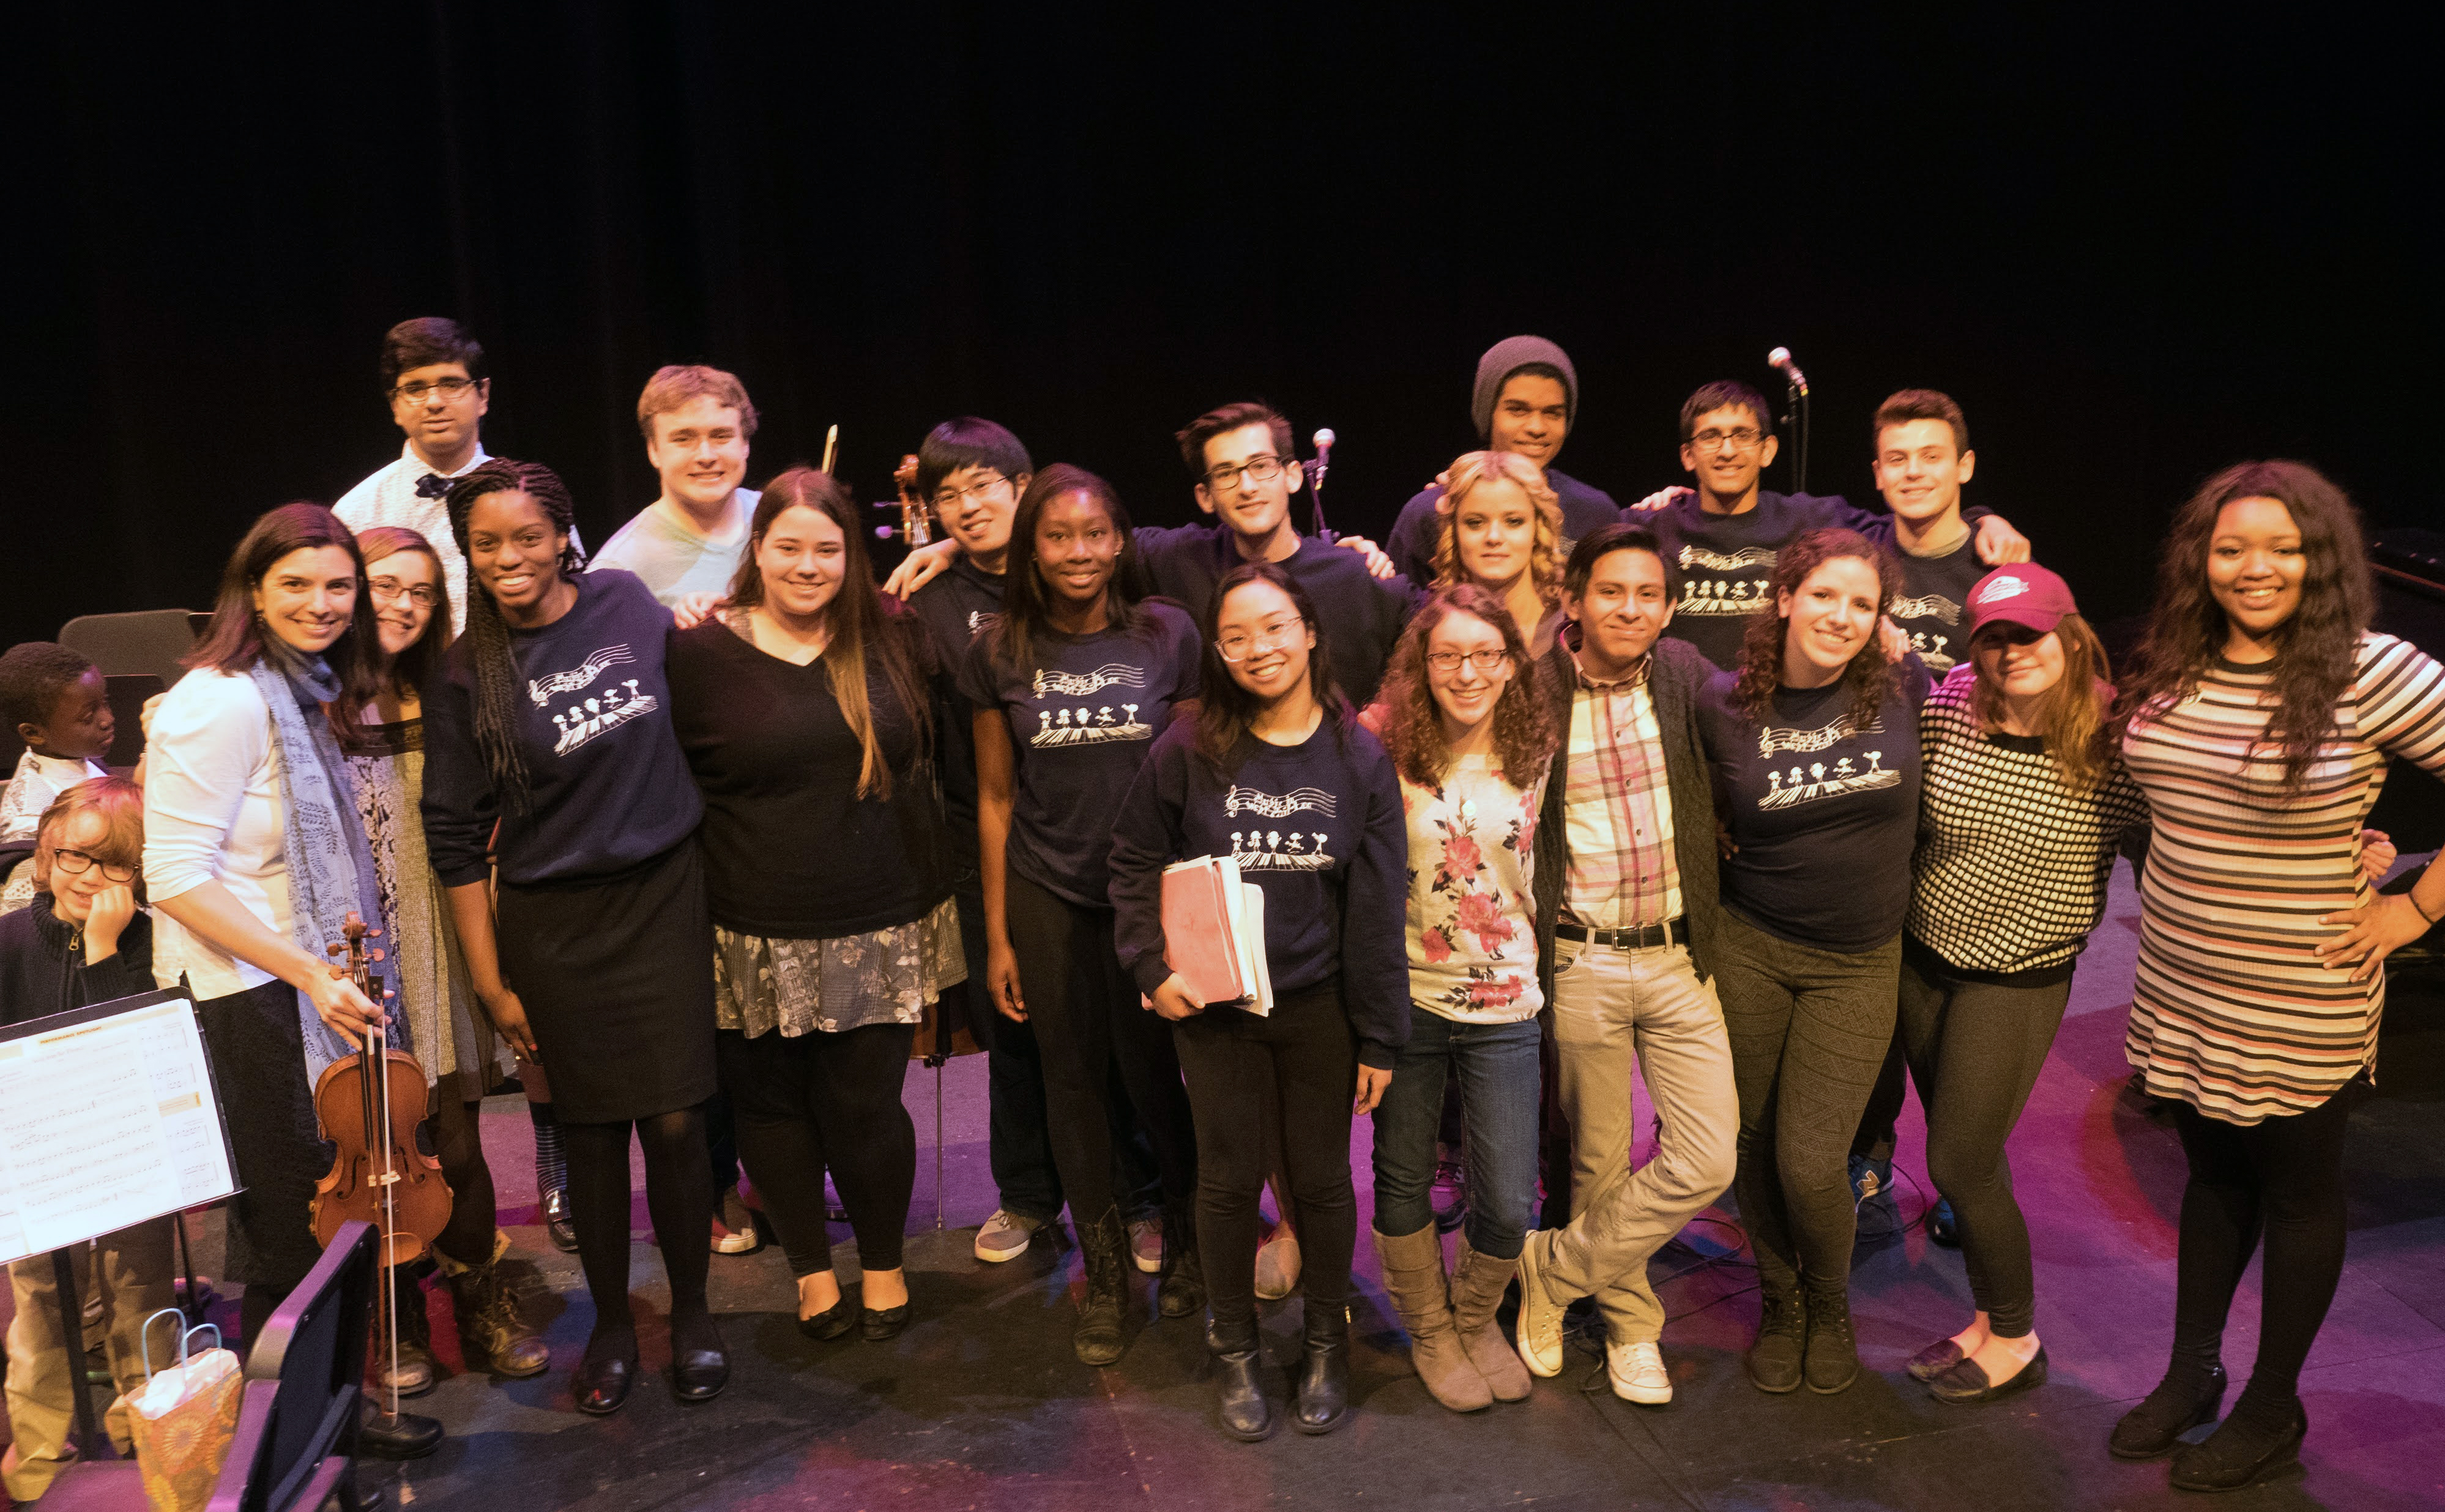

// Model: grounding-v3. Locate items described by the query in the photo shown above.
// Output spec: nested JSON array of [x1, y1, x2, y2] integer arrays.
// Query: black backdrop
[[5, 4, 2435, 651]]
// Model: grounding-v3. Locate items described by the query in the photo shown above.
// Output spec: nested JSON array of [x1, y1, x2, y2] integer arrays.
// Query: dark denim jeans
[[1371, 1011, 1543, 1258]]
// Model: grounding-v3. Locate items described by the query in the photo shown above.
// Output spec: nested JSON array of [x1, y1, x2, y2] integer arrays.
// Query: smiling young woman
[[666, 468, 958, 1346], [2108, 461, 2445, 1491], [1694, 527, 1929, 1398], [1429, 452, 1569, 655]]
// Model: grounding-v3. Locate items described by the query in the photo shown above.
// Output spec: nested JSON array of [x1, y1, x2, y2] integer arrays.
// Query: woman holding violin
[[422, 460, 726, 1417], [142, 502, 441, 1457], [344, 524, 549, 1390]]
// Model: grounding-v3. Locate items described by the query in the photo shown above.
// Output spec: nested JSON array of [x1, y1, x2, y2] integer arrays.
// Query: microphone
[[1312, 428, 1335, 463], [1767, 347, 1809, 396], [1307, 428, 1336, 536]]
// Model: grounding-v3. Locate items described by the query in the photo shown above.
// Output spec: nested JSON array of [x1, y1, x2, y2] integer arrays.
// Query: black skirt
[[496, 839, 718, 1123], [194, 978, 328, 1289]]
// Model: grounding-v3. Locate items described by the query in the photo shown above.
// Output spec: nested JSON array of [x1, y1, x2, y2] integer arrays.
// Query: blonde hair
[[32, 775, 144, 890], [1971, 612, 2116, 795], [1431, 451, 1565, 606]]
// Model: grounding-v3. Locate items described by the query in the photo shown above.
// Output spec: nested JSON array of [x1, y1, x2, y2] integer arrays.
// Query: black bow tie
[[414, 472, 452, 499]]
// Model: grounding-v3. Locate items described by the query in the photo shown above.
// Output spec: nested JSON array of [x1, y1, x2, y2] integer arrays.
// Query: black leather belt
[[1554, 917, 1681, 950]]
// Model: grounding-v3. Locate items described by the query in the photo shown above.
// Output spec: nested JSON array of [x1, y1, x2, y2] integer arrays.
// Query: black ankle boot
[[2108, 1362, 2227, 1459], [1073, 1207, 1129, 1366], [1158, 1201, 1205, 1320], [1803, 1285, 1859, 1395], [2170, 1382, 2306, 1492], [1210, 1317, 1275, 1442], [1746, 1282, 1807, 1393], [1293, 1300, 1351, 1435]]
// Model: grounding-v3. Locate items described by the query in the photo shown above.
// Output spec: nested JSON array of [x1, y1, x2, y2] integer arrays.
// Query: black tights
[[564, 1108, 717, 1360], [720, 1024, 917, 1278], [2167, 1089, 2352, 1417]]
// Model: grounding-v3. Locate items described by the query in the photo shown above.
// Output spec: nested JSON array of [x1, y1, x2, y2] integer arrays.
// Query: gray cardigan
[[1531, 634, 1724, 1003]]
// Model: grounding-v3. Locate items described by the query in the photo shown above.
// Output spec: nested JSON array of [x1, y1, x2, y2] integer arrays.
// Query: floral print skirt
[[713, 896, 969, 1038]]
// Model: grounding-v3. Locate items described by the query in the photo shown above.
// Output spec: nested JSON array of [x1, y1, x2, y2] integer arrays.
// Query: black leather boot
[[1745, 1281, 1807, 1393], [1157, 1201, 1205, 1320], [1210, 1317, 1275, 1442], [1803, 1284, 1859, 1395], [355, 1402, 443, 1460], [1293, 1299, 1351, 1435], [1073, 1207, 1130, 1366]]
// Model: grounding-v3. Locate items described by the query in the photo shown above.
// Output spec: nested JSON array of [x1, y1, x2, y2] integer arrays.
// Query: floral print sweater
[[1401, 753, 1543, 1024]]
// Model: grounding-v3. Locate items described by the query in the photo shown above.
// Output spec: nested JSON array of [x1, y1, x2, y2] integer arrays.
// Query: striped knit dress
[[2122, 632, 2445, 1125]]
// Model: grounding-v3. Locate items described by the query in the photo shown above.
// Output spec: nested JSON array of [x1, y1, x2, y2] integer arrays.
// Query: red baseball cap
[[1965, 563, 2078, 638]]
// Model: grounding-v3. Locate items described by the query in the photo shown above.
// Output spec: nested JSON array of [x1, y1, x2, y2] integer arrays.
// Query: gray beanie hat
[[1470, 335, 1579, 441]]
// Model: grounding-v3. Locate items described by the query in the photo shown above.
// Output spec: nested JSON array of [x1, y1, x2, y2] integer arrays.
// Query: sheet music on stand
[[0, 986, 238, 1267]]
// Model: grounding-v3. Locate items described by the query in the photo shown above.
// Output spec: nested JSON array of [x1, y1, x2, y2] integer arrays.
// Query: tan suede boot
[[1450, 1237, 1533, 1402], [1373, 1226, 1491, 1412]]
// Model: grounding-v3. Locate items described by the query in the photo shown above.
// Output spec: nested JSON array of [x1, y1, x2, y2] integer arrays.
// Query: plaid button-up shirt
[[1560, 635, 1681, 928]]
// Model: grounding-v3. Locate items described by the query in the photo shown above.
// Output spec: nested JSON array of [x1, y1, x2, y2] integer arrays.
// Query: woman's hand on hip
[[2317, 890, 2434, 984]]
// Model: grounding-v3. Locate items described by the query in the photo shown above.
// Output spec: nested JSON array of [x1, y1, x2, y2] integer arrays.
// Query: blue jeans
[[1371, 1011, 1542, 1259]]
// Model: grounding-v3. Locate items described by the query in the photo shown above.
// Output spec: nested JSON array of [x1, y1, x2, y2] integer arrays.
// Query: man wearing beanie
[[1384, 336, 1625, 584]]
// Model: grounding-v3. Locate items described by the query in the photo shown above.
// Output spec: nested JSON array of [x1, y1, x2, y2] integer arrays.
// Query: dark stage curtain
[[1, 4, 2433, 648]]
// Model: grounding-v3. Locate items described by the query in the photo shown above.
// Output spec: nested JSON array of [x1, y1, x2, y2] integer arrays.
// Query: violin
[[311, 912, 452, 1420]]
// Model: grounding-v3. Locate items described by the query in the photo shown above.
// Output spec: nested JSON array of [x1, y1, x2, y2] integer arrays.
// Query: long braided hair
[[443, 458, 582, 811]]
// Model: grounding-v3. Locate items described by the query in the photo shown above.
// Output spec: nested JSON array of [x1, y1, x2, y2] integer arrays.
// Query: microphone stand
[[1308, 447, 1333, 540], [1781, 380, 1810, 497]]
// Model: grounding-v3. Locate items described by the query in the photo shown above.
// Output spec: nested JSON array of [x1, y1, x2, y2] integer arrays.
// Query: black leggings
[[564, 1108, 716, 1352], [1894, 947, 2072, 1338], [719, 1024, 917, 1276], [1172, 983, 1357, 1330], [1003, 873, 1198, 1223], [2168, 1087, 2353, 1403]]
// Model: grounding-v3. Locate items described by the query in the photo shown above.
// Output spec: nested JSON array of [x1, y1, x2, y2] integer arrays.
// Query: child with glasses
[[1, 776, 180, 1503]]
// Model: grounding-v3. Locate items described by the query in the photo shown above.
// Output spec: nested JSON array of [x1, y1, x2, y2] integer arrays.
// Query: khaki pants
[[2, 1218, 180, 1502], [1543, 937, 1738, 1345]]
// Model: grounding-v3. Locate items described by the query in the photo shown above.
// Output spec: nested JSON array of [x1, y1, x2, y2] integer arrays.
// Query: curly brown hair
[[2110, 460, 2371, 792], [1731, 528, 1902, 727], [1374, 585, 1557, 791]]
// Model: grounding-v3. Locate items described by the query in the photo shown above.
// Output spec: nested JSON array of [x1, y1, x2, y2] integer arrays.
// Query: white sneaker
[[974, 1208, 1044, 1263], [1511, 1232, 1566, 1378], [1607, 1339, 1672, 1404], [1128, 1216, 1165, 1275]]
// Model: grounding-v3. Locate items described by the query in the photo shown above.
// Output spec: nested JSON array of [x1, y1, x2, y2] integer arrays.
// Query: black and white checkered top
[[1907, 666, 2148, 975]]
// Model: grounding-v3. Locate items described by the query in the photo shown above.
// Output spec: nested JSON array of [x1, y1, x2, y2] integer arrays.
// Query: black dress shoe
[[542, 1186, 580, 1254], [2170, 1398, 2307, 1492], [357, 1406, 443, 1460], [859, 1303, 912, 1342], [1906, 1337, 1965, 1383], [2109, 1365, 2227, 1460], [1929, 1343, 2047, 1404], [798, 1297, 855, 1341], [575, 1349, 638, 1416], [671, 1346, 730, 1403]]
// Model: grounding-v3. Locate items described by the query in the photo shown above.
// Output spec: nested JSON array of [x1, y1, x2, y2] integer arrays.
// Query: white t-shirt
[[141, 669, 292, 1000], [1, 750, 110, 913], [588, 490, 761, 608]]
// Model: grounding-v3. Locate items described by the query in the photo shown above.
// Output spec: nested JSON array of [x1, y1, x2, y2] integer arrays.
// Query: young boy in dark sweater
[[0, 776, 177, 1505]]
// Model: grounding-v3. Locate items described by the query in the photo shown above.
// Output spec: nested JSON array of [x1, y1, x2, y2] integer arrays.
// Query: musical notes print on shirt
[[1032, 663, 1146, 698], [1032, 702, 1151, 747], [528, 644, 637, 706], [1224, 786, 1338, 870], [1758, 748, 1899, 809], [1888, 592, 1966, 674], [1675, 544, 1778, 618]]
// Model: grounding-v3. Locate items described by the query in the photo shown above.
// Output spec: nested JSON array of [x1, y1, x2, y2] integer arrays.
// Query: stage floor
[[10, 862, 2445, 1511]]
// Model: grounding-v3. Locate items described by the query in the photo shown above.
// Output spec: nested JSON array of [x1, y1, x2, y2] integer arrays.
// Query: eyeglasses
[[1426, 648, 1510, 676], [1688, 426, 1765, 452], [931, 474, 1012, 510], [391, 377, 481, 403], [1205, 455, 1286, 491], [1216, 615, 1306, 663], [50, 847, 135, 884], [370, 577, 442, 609]]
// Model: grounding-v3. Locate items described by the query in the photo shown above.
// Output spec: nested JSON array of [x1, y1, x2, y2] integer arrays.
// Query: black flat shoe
[[574, 1350, 638, 1416], [2109, 1365, 2227, 1460], [357, 1407, 443, 1460], [1906, 1337, 1965, 1383], [671, 1346, 731, 1403], [2170, 1399, 2307, 1492], [860, 1303, 912, 1342], [798, 1297, 855, 1341], [1928, 1344, 2047, 1405]]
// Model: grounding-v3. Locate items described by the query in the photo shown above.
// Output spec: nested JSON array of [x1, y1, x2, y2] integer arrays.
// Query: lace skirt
[[713, 896, 967, 1039]]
